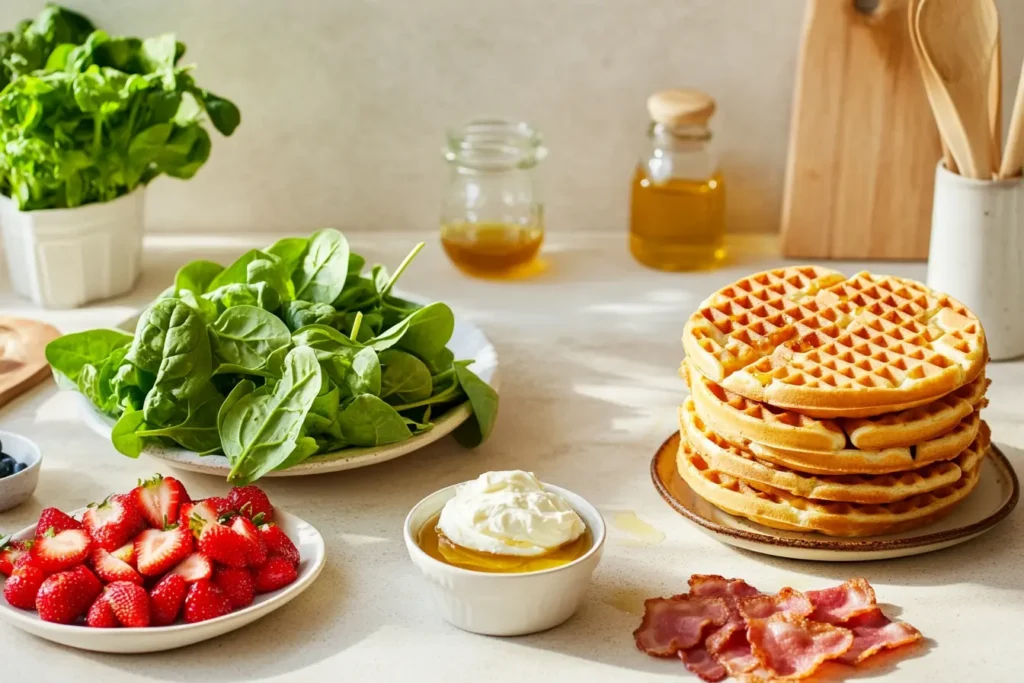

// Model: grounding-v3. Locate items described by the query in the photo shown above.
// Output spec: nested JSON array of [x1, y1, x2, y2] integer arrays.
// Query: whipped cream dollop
[[437, 470, 586, 557]]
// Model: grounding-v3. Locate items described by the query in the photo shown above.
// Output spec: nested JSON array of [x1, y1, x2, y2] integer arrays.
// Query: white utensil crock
[[0, 189, 144, 309], [927, 163, 1024, 360]]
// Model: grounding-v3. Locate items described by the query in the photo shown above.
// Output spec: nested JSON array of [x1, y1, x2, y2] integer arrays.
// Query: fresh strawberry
[[195, 521, 249, 569], [30, 528, 92, 573], [178, 498, 231, 533], [104, 581, 150, 627], [167, 552, 213, 583], [135, 526, 192, 577], [3, 562, 46, 609], [230, 516, 267, 567], [227, 486, 274, 522], [112, 542, 136, 568], [90, 548, 143, 586], [252, 556, 297, 593], [86, 594, 119, 628], [132, 474, 189, 529], [183, 579, 231, 624], [0, 539, 31, 576], [212, 566, 254, 609], [35, 566, 101, 624], [35, 508, 82, 537], [258, 523, 299, 567], [149, 574, 188, 626], [83, 494, 144, 551]]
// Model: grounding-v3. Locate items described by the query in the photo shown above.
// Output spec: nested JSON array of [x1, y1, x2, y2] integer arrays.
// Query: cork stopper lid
[[646, 89, 716, 127]]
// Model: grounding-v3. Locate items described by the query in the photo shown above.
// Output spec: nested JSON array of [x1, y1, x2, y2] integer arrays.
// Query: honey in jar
[[417, 512, 592, 574], [630, 89, 726, 271], [440, 121, 546, 278]]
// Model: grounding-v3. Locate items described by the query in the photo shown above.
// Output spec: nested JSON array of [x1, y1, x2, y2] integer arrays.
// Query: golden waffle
[[675, 432, 986, 537], [742, 413, 983, 476], [680, 398, 986, 504], [682, 267, 987, 418], [685, 358, 989, 453]]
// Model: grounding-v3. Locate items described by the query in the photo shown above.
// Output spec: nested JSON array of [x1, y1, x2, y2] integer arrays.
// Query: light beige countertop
[[0, 232, 1020, 682]]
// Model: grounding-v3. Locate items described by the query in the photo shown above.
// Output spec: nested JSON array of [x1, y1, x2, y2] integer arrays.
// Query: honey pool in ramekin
[[403, 480, 606, 636]]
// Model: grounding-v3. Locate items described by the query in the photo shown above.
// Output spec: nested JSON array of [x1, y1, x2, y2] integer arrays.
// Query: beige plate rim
[[651, 433, 1019, 562]]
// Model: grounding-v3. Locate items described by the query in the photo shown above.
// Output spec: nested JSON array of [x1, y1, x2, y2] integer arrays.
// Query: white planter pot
[[0, 189, 145, 309], [927, 164, 1024, 361]]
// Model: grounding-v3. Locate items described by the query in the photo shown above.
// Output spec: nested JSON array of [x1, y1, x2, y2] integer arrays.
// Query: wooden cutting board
[[0, 317, 61, 408], [780, 0, 942, 260]]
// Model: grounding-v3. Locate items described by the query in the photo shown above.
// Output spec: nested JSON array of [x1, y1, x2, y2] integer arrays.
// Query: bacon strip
[[633, 595, 729, 657], [738, 587, 813, 621], [806, 578, 878, 624], [681, 576, 762, 681], [689, 574, 760, 599], [838, 608, 923, 664], [679, 646, 727, 682], [747, 613, 854, 679]]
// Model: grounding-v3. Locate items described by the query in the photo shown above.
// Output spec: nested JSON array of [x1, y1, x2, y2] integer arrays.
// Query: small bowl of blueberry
[[0, 431, 41, 512]]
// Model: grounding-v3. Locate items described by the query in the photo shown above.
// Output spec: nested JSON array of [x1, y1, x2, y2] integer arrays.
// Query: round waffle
[[680, 398, 987, 504], [675, 432, 986, 537], [685, 358, 989, 453], [681, 267, 987, 418]]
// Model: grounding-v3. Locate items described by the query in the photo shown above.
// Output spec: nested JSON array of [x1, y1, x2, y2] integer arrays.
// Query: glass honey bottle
[[630, 89, 726, 271]]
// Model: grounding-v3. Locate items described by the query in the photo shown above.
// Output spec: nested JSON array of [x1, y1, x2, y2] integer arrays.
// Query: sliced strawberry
[[112, 542, 136, 568], [86, 594, 119, 628], [252, 556, 297, 593], [3, 562, 46, 609], [196, 521, 249, 569], [0, 539, 31, 576], [167, 552, 213, 583], [90, 548, 143, 586], [149, 574, 188, 626], [230, 517, 267, 567], [104, 581, 150, 627], [35, 508, 82, 537], [83, 494, 144, 551], [35, 566, 101, 624], [178, 497, 231, 534], [258, 523, 299, 567], [135, 526, 192, 577], [183, 580, 232, 623], [227, 486, 274, 523], [30, 529, 92, 573], [132, 474, 188, 529], [212, 566, 254, 609]]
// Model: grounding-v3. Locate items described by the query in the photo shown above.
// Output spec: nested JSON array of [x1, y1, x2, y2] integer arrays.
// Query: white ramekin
[[404, 482, 606, 636], [0, 430, 42, 513]]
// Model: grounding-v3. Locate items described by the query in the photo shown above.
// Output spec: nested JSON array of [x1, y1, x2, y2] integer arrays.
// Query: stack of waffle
[[677, 266, 990, 537]]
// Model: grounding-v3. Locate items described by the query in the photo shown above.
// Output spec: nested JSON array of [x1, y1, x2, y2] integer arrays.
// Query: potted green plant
[[0, 5, 240, 308]]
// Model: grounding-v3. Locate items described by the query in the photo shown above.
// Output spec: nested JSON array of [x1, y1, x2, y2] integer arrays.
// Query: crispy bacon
[[689, 574, 760, 599], [838, 608, 923, 664], [805, 578, 877, 624], [737, 587, 813, 621], [747, 613, 854, 679], [633, 595, 729, 657]]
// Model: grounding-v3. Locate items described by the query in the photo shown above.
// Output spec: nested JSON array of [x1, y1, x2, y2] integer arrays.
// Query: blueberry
[[0, 459, 12, 478], [13, 461, 27, 473], [0, 453, 11, 464]]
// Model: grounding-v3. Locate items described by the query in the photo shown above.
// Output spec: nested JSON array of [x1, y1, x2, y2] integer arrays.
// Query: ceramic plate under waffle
[[680, 398, 986, 504], [681, 267, 987, 417], [685, 358, 988, 452], [651, 431, 1017, 561]]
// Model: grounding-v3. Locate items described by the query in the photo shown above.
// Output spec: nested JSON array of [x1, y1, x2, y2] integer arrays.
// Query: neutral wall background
[[2, 0, 1023, 234]]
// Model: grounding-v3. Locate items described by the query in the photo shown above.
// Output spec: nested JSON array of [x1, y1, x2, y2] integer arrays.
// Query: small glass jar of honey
[[630, 89, 726, 271], [440, 120, 546, 278]]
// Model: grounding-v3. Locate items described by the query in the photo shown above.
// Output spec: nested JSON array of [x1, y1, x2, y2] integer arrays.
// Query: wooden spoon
[[907, 0, 958, 173], [998, 59, 1024, 178], [917, 0, 999, 179], [989, 21, 1002, 175]]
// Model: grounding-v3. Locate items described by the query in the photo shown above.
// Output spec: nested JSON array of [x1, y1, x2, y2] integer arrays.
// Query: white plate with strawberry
[[0, 476, 326, 653]]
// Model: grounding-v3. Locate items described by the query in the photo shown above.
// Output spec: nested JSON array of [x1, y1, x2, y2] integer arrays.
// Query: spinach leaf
[[128, 389, 223, 455], [220, 346, 323, 484], [452, 364, 499, 447], [293, 229, 350, 304], [218, 379, 254, 435], [111, 407, 147, 457], [45, 328, 133, 385], [205, 282, 280, 313], [174, 259, 223, 295], [369, 302, 455, 359], [282, 300, 337, 332], [206, 249, 274, 291], [266, 237, 308, 277], [337, 395, 412, 447], [209, 305, 291, 371], [343, 346, 381, 398], [76, 345, 129, 416], [247, 257, 293, 302], [379, 349, 432, 404]]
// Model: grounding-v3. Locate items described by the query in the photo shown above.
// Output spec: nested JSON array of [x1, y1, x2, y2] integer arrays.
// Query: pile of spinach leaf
[[46, 230, 499, 484], [0, 4, 239, 210]]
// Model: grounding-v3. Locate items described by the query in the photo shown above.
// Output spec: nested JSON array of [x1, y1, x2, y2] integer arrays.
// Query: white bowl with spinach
[[46, 229, 499, 483]]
